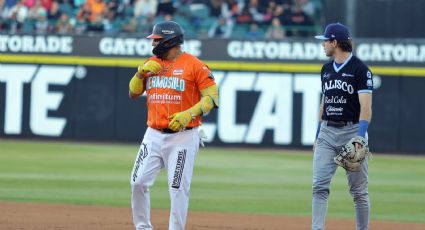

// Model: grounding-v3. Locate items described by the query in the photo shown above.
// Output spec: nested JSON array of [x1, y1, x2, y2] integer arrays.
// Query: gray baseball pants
[[312, 121, 370, 230]]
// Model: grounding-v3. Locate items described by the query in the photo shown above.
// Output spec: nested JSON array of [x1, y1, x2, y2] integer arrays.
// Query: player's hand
[[168, 111, 192, 132], [137, 60, 161, 77], [355, 143, 362, 151]]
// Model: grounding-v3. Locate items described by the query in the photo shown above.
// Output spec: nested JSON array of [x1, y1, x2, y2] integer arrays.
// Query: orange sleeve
[[194, 62, 216, 90]]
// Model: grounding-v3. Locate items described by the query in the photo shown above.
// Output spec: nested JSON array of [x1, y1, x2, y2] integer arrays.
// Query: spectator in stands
[[265, 17, 285, 39], [295, 0, 315, 18], [207, 0, 223, 18], [41, 0, 52, 10], [208, 15, 232, 38], [156, 0, 175, 16], [4, 0, 16, 8], [87, 12, 104, 32], [102, 10, 116, 33], [274, 1, 291, 25], [34, 10, 49, 33], [134, 0, 157, 19], [7, 8, 22, 32], [86, 0, 106, 22], [8, 0, 27, 31], [236, 4, 252, 24], [0, 0, 4, 20], [0, 0, 322, 37], [247, 0, 262, 22], [1, 0, 13, 26], [73, 16, 87, 33], [121, 16, 137, 33], [55, 12, 72, 33], [73, 0, 84, 8], [47, 0, 62, 21], [28, 0, 46, 19], [245, 22, 262, 39], [24, 0, 34, 8], [226, 0, 240, 18], [286, 3, 313, 37], [248, 0, 271, 24], [58, 0, 73, 17], [106, 0, 122, 18], [76, 2, 91, 22], [207, 0, 240, 19]]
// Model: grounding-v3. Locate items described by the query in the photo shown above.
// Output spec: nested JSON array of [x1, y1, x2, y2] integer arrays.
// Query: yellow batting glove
[[168, 111, 193, 132], [138, 60, 161, 76]]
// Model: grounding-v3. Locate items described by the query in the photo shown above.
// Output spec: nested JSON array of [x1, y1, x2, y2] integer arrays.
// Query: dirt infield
[[1, 202, 424, 230]]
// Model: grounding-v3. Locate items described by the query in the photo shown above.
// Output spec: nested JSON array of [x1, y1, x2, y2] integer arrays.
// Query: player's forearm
[[358, 107, 372, 138], [129, 73, 145, 99], [318, 97, 324, 122], [186, 84, 219, 117], [315, 97, 324, 139], [358, 93, 372, 123], [358, 93, 372, 137], [359, 106, 372, 123]]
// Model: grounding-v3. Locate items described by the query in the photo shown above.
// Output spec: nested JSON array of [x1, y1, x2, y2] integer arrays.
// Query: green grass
[[0, 139, 424, 223]]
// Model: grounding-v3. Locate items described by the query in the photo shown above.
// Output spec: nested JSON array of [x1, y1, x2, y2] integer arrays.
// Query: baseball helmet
[[147, 21, 184, 58]]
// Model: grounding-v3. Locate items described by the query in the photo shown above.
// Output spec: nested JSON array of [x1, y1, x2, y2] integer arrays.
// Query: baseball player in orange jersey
[[128, 21, 219, 230]]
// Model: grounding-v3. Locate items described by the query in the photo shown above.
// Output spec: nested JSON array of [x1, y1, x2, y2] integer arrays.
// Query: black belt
[[156, 127, 193, 134], [325, 120, 358, 128]]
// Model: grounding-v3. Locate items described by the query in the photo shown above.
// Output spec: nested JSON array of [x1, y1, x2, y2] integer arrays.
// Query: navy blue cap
[[315, 23, 351, 41]]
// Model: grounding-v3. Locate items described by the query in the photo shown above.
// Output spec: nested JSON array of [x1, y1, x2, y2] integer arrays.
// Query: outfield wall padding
[[0, 34, 424, 154]]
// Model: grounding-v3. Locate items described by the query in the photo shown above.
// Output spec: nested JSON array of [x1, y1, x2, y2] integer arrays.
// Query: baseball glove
[[334, 136, 370, 171]]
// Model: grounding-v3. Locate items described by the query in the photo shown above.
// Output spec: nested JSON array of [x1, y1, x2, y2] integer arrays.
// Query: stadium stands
[[0, 0, 321, 38]]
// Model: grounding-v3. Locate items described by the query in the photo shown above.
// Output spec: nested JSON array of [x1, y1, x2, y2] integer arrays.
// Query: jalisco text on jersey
[[146, 76, 185, 91], [323, 80, 354, 94]]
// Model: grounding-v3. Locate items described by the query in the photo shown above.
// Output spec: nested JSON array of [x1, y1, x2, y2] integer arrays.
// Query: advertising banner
[[1, 34, 424, 153]]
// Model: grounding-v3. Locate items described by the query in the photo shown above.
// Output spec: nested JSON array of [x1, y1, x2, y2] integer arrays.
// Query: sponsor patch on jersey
[[173, 69, 183, 75], [367, 79, 373, 87], [323, 72, 331, 79], [367, 71, 372, 78], [325, 106, 343, 116], [342, 73, 354, 77]]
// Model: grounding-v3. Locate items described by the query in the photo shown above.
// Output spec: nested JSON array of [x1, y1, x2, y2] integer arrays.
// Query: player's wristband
[[315, 122, 321, 139], [357, 120, 369, 137]]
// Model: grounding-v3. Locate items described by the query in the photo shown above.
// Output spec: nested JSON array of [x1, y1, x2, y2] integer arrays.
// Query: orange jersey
[[143, 53, 215, 129]]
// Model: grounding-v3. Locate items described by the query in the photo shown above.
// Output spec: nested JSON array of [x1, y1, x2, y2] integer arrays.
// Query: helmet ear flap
[[152, 35, 184, 59]]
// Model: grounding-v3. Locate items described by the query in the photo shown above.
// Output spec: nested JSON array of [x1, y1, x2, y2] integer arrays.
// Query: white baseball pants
[[130, 127, 200, 230]]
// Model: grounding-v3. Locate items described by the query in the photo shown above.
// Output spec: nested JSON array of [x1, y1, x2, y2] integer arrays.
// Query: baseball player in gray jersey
[[312, 23, 373, 230]]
